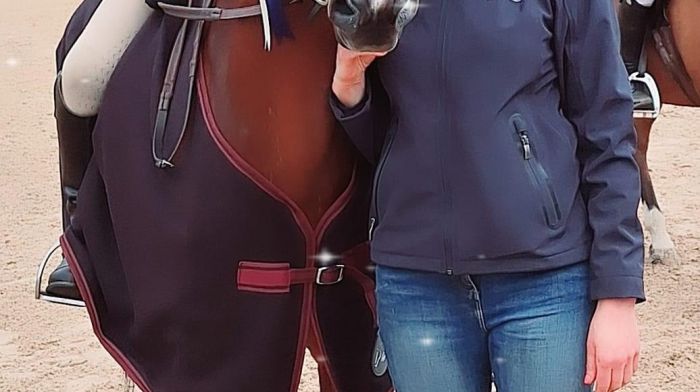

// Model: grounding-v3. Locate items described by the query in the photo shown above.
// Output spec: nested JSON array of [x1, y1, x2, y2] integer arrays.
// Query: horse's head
[[327, 0, 419, 53]]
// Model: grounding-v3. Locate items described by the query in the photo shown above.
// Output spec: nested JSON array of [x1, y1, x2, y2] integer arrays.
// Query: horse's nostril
[[329, 0, 362, 30], [331, 0, 359, 17]]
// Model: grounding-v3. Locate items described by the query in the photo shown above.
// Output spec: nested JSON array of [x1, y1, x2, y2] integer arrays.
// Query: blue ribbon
[[266, 0, 294, 39]]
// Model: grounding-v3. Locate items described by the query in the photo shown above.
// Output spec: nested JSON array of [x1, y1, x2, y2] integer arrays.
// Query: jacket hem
[[370, 243, 591, 275]]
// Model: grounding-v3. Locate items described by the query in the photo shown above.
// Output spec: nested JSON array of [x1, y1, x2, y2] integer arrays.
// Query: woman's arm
[[61, 0, 154, 117], [330, 47, 391, 165], [562, 0, 644, 302], [561, 0, 644, 391]]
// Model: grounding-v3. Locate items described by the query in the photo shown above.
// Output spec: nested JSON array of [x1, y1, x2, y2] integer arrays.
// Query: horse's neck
[[201, 0, 355, 227]]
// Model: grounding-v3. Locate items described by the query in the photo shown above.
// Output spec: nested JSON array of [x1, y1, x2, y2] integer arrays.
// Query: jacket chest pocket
[[510, 114, 562, 229]]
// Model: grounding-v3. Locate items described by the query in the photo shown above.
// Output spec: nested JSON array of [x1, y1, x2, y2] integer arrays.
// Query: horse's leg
[[634, 118, 678, 265], [307, 329, 339, 392]]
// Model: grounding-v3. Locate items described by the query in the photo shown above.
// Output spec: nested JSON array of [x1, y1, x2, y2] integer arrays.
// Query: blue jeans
[[375, 262, 594, 392]]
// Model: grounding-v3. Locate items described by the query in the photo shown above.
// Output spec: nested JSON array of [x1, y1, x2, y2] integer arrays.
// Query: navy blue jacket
[[330, 0, 645, 301]]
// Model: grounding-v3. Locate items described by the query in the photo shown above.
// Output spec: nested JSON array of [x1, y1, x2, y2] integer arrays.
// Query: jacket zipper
[[438, 2, 453, 274], [512, 115, 562, 228], [369, 124, 398, 241]]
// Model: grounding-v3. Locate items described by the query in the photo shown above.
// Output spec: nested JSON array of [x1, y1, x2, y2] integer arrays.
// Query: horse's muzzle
[[328, 0, 419, 53]]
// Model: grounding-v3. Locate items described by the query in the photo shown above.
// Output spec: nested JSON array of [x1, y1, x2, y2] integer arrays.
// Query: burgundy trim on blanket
[[199, 63, 359, 392], [305, 171, 361, 392], [307, 243, 378, 392], [60, 235, 152, 392], [198, 63, 314, 238], [305, 187, 360, 392], [237, 262, 294, 293]]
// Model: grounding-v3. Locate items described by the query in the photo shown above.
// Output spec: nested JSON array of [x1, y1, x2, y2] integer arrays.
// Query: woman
[[331, 1, 644, 392]]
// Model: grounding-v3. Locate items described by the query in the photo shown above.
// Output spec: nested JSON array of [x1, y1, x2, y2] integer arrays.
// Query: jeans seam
[[464, 275, 488, 333]]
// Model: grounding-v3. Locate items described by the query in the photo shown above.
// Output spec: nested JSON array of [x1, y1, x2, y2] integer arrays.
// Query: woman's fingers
[[334, 45, 383, 83], [595, 367, 612, 392], [586, 299, 640, 391], [608, 364, 624, 391], [332, 45, 388, 107], [584, 338, 597, 385], [623, 360, 634, 385]]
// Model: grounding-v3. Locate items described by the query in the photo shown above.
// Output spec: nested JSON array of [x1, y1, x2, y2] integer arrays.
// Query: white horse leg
[[61, 0, 153, 117], [643, 206, 679, 265]]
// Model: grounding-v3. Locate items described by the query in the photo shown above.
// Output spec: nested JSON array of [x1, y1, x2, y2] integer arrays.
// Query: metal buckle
[[315, 265, 345, 285]]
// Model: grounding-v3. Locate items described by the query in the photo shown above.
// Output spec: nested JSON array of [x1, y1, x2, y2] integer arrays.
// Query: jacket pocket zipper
[[512, 115, 562, 228], [369, 124, 398, 240]]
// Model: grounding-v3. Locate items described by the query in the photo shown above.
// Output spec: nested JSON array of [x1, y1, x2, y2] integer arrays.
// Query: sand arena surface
[[0, 1, 698, 391]]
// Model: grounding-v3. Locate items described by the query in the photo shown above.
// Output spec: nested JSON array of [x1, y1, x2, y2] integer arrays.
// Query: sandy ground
[[0, 1, 698, 391]]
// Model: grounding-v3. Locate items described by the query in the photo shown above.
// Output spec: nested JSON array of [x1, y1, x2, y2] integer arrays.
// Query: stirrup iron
[[34, 241, 86, 307], [630, 72, 661, 119]]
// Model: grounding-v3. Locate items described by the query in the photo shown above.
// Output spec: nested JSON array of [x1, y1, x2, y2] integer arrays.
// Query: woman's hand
[[332, 45, 386, 108], [585, 298, 640, 392]]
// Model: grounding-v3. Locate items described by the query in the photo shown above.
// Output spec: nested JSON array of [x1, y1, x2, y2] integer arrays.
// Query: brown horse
[[630, 0, 699, 264], [38, 0, 413, 390], [39, 0, 413, 301]]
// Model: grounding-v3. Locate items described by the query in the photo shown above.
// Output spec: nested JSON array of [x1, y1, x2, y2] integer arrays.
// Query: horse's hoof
[[45, 258, 82, 301], [649, 245, 680, 266]]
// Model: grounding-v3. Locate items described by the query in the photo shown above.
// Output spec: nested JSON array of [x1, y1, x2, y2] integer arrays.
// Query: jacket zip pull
[[519, 132, 532, 160], [512, 115, 532, 160], [368, 217, 377, 241]]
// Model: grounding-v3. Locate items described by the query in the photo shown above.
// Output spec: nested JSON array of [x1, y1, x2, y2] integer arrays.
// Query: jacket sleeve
[[562, 0, 645, 301], [329, 65, 391, 166]]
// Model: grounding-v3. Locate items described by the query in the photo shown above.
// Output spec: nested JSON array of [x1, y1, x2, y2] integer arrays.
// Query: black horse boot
[[619, 0, 658, 112], [44, 74, 96, 301]]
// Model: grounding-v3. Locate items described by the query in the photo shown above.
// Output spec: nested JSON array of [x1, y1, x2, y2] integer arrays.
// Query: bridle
[[152, 0, 328, 168]]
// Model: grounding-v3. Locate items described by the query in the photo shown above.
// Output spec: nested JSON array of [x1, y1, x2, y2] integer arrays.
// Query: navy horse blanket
[[56, 2, 391, 391]]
